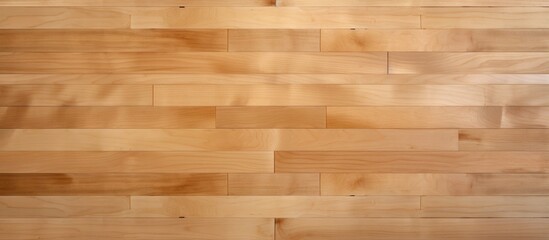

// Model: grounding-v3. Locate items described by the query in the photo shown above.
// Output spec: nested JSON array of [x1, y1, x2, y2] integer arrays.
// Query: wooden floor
[[1, 0, 549, 239]]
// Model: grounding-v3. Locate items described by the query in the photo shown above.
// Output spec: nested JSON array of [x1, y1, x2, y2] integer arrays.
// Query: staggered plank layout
[[0, 1, 548, 239]]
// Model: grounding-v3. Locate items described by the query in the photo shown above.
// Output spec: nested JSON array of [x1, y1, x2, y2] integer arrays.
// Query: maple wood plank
[[502, 107, 549, 128], [321, 173, 549, 195], [0, 107, 214, 128], [0, 173, 227, 195], [131, 7, 420, 29], [0, 0, 275, 6], [228, 173, 319, 195], [229, 29, 319, 52], [389, 53, 549, 74], [0, 218, 273, 240], [322, 29, 549, 52], [130, 196, 419, 217], [275, 151, 549, 173], [422, 7, 549, 28], [327, 107, 502, 128], [384, 74, 549, 85], [0, 52, 386, 74], [278, 0, 549, 6], [422, 196, 549, 217], [0, 29, 227, 52], [0, 196, 129, 217], [0, 129, 457, 151], [216, 107, 326, 128], [459, 129, 549, 151], [0, 152, 273, 173], [0, 85, 151, 106], [276, 218, 549, 240]]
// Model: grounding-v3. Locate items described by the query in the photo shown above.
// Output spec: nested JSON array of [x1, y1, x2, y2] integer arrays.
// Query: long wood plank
[[228, 173, 319, 195], [0, 218, 273, 240], [0, 0, 274, 6], [130, 196, 419, 217], [0, 152, 273, 173], [278, 0, 549, 6], [321, 173, 549, 195], [0, 85, 151, 106], [327, 107, 502, 128], [0, 196, 129, 217], [321, 29, 549, 52], [389, 53, 549, 74], [0, 52, 386, 74], [422, 196, 549, 217], [229, 29, 319, 52], [0, 30, 227, 52], [0, 129, 457, 151], [459, 129, 549, 151], [384, 74, 549, 85], [216, 107, 326, 128], [502, 107, 549, 128], [0, 107, 214, 128], [0, 173, 227, 195], [276, 218, 549, 240], [422, 7, 549, 29], [131, 7, 420, 29], [275, 151, 549, 173], [0, 7, 131, 29], [155, 85, 549, 106]]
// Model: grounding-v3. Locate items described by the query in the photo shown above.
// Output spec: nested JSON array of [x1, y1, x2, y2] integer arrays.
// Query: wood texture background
[[0, 0, 548, 239]]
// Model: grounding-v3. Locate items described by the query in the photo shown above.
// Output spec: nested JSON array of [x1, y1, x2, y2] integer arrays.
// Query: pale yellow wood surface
[[216, 107, 326, 128], [0, 0, 275, 6], [421, 196, 549, 217], [229, 29, 320, 52], [0, 196, 129, 217], [278, 0, 549, 6], [459, 129, 549, 151], [228, 173, 320, 195], [422, 7, 549, 28]]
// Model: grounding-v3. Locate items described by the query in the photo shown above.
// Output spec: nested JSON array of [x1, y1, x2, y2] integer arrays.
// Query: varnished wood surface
[[1, 1, 548, 239]]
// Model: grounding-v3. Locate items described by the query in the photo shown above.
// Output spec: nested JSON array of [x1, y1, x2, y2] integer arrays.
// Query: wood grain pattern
[[0, 173, 227, 195], [228, 173, 320, 195], [321, 173, 549, 195], [459, 129, 549, 151], [0, 0, 275, 6], [0, 152, 273, 173], [389, 53, 549, 74], [276, 218, 549, 240], [0, 218, 274, 240], [131, 7, 420, 29], [130, 196, 419, 217], [0, 52, 387, 74], [0, 85, 151, 106], [0, 107, 214, 128], [422, 196, 549, 217], [0, 129, 458, 151], [229, 29, 320, 52], [327, 107, 502, 128], [275, 151, 549, 173], [422, 7, 549, 28], [278, 0, 549, 6], [321, 29, 549, 52], [502, 107, 549, 128], [216, 107, 326, 128], [0, 29, 227, 52], [384, 74, 549, 85], [0, 196, 129, 217]]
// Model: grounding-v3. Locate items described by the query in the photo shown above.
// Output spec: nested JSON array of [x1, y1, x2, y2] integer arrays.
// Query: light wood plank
[[0, 107, 214, 128], [0, 0, 275, 6], [0, 173, 227, 195], [0, 129, 458, 151], [276, 218, 549, 240], [459, 129, 549, 151], [385, 74, 549, 85], [422, 7, 549, 29], [0, 85, 152, 106], [0, 7, 131, 29], [278, 0, 549, 6], [229, 29, 319, 52], [0, 218, 273, 240], [130, 196, 419, 217], [0, 30, 227, 52], [0, 152, 273, 173], [216, 107, 326, 128], [0, 196, 129, 217], [275, 151, 549, 173], [228, 173, 319, 195], [322, 29, 549, 52], [327, 107, 502, 128], [422, 196, 549, 217], [321, 173, 549, 195], [484, 85, 549, 106], [389, 52, 549, 74], [131, 7, 420, 29], [502, 107, 549, 128], [0, 52, 386, 74]]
